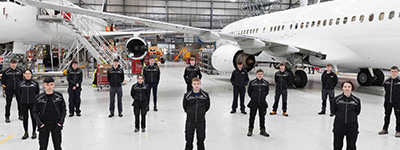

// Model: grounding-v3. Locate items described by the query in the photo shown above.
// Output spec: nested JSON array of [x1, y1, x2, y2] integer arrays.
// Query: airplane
[[21, 0, 400, 88], [0, 0, 173, 67]]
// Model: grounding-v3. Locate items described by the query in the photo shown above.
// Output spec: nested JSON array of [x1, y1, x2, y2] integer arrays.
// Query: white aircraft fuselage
[[221, 0, 400, 72], [0, 2, 75, 48]]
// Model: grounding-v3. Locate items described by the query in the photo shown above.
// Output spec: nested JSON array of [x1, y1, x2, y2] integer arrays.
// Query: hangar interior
[[0, 0, 399, 150]]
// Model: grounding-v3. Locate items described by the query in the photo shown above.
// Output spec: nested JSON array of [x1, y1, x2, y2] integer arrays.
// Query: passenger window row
[[228, 11, 399, 35]]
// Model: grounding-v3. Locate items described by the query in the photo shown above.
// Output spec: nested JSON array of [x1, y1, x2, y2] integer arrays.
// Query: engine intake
[[126, 37, 148, 59], [211, 45, 256, 72]]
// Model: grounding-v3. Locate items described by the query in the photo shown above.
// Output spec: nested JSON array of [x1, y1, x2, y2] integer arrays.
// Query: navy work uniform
[[332, 93, 361, 150], [2, 67, 23, 120], [230, 67, 249, 113], [183, 89, 210, 150], [67, 67, 83, 116], [184, 65, 202, 92]]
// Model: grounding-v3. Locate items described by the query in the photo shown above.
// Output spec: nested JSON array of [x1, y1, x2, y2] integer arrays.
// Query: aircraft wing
[[24, 0, 326, 59], [99, 31, 177, 39]]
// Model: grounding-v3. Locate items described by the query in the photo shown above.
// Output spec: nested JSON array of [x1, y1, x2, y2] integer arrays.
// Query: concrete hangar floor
[[0, 62, 399, 150]]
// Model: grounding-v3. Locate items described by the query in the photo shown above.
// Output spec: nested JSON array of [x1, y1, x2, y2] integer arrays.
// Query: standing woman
[[18, 69, 40, 140], [130, 75, 149, 132], [332, 81, 361, 150]]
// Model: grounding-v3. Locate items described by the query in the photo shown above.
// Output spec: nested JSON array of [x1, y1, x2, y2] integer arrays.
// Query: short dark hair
[[391, 66, 398, 70], [190, 57, 196, 61], [341, 81, 355, 91], [72, 61, 78, 64], [149, 54, 157, 59], [10, 59, 17, 64], [44, 77, 54, 83], [24, 69, 33, 74], [326, 63, 333, 67], [279, 62, 285, 66], [256, 69, 264, 73], [113, 59, 119, 62], [237, 62, 243, 65], [137, 74, 145, 80], [192, 77, 201, 83]]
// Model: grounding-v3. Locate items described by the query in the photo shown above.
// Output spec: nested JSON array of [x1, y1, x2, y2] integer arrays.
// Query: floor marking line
[[0, 132, 18, 146]]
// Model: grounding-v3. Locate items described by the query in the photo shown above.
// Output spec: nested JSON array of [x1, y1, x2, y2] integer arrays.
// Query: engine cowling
[[211, 45, 256, 72], [126, 37, 148, 59]]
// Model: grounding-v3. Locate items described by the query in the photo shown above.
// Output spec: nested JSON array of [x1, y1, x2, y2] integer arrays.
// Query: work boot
[[283, 112, 289, 117], [5, 117, 10, 123], [270, 111, 277, 115], [260, 128, 270, 137], [108, 114, 114, 118], [118, 114, 123, 117], [22, 133, 29, 140], [69, 113, 74, 117], [318, 111, 325, 115], [378, 129, 388, 135], [230, 110, 236, 114], [154, 106, 158, 112], [395, 132, 400, 138], [134, 128, 139, 132], [77, 113, 81, 117], [18, 115, 23, 121], [247, 128, 253, 137], [31, 132, 37, 139], [330, 113, 334, 117], [142, 128, 146, 132], [241, 111, 247, 115]]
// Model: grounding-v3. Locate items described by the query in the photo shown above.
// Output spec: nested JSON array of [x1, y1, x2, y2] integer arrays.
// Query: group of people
[[2, 56, 400, 150], [228, 62, 399, 150]]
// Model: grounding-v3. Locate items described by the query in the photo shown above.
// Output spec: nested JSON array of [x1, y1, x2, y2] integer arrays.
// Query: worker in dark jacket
[[247, 69, 270, 137], [378, 66, 400, 137], [332, 81, 361, 150], [143, 55, 161, 111], [32, 77, 66, 150], [319, 63, 338, 116], [131, 75, 149, 133], [107, 59, 125, 118], [230, 62, 249, 114], [271, 62, 291, 116], [18, 69, 40, 140], [184, 57, 202, 92], [2, 58, 23, 123], [67, 61, 83, 117], [183, 77, 210, 150]]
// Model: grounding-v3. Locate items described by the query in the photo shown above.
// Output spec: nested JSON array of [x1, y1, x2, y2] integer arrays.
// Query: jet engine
[[126, 37, 148, 59], [211, 45, 256, 72]]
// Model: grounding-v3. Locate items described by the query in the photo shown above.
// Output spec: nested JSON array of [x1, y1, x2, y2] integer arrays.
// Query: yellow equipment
[[174, 48, 191, 61]]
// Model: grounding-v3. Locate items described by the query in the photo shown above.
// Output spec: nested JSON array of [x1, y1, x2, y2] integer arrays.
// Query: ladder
[[36, 0, 130, 73], [58, 12, 130, 72]]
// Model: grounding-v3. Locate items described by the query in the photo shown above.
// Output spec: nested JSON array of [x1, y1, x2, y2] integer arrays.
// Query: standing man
[[143, 55, 160, 111], [271, 62, 290, 117], [183, 77, 210, 150], [2, 58, 23, 123], [318, 64, 338, 116], [67, 61, 83, 117], [378, 66, 400, 137], [107, 59, 124, 117], [32, 77, 66, 150], [184, 57, 202, 92], [247, 69, 270, 137], [230, 62, 249, 114]]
